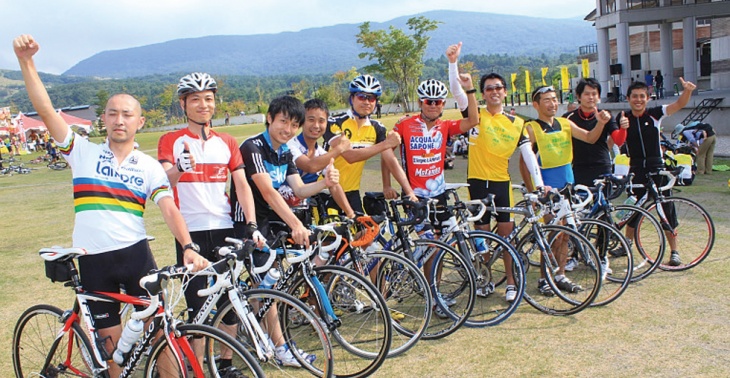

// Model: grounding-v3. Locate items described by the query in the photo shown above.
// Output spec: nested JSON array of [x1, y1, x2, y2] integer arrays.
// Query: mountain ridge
[[64, 10, 596, 79]]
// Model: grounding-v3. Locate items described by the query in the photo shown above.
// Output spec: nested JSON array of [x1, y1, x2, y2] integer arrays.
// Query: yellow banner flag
[[541, 67, 549, 86], [582, 59, 590, 78], [561, 66, 570, 91], [525, 70, 531, 94], [511, 73, 517, 93]]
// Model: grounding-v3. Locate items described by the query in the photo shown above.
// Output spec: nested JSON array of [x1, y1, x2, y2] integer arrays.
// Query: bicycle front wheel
[[646, 196, 715, 271], [605, 204, 666, 282], [289, 265, 392, 378], [447, 230, 525, 328], [145, 323, 263, 377], [13, 304, 100, 378], [517, 224, 602, 316], [210, 288, 334, 378]]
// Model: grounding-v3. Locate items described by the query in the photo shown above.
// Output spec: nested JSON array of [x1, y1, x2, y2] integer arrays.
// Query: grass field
[[2, 109, 729, 377]]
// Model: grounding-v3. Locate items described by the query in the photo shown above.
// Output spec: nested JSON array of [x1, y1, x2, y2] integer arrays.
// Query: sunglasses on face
[[423, 99, 445, 106], [354, 93, 378, 102], [532, 86, 555, 102], [483, 84, 505, 92]]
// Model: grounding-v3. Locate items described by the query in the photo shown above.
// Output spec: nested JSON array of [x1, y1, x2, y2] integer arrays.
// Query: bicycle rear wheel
[[646, 196, 715, 271], [210, 288, 334, 378], [145, 323, 264, 377], [289, 265, 392, 378], [517, 225, 602, 316], [447, 230, 525, 327], [343, 250, 431, 357], [417, 238, 476, 339], [576, 218, 633, 307], [13, 304, 100, 378]]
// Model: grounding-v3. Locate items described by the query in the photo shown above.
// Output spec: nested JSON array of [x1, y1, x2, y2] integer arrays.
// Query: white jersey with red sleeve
[[394, 115, 462, 198], [158, 128, 243, 231]]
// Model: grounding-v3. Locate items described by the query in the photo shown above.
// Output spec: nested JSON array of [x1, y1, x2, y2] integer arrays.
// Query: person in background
[[645, 71, 654, 97], [655, 70, 664, 99]]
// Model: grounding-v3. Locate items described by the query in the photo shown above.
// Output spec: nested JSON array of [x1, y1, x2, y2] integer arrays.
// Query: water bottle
[[259, 269, 281, 290], [474, 238, 487, 253], [616, 195, 637, 219], [113, 318, 144, 365], [312, 249, 329, 267]]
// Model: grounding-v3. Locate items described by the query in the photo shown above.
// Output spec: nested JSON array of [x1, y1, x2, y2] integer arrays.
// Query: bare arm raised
[[13, 35, 68, 142]]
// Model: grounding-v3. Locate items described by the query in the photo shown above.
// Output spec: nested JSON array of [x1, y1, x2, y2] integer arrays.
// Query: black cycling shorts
[[78, 239, 157, 329], [467, 179, 513, 224]]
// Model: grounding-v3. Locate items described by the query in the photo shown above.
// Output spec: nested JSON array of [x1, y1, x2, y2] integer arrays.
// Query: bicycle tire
[[288, 265, 392, 378], [517, 224, 602, 316], [411, 238, 476, 339], [145, 323, 264, 377], [606, 204, 666, 281], [341, 249, 432, 357], [13, 304, 102, 378], [575, 218, 633, 307], [646, 196, 715, 271], [210, 288, 334, 378], [446, 230, 525, 327]]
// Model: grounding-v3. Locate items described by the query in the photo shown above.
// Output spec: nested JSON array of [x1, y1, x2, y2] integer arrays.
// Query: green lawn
[[2, 111, 729, 377]]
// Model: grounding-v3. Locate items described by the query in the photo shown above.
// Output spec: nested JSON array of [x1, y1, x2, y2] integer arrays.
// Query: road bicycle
[[579, 174, 665, 283], [182, 237, 334, 377], [363, 193, 476, 340], [490, 189, 602, 315], [265, 226, 393, 378], [321, 214, 432, 357], [626, 168, 715, 271], [12, 246, 263, 377], [434, 183, 526, 327]]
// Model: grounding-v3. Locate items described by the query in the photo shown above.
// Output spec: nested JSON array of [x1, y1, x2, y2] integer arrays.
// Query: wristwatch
[[182, 242, 200, 253]]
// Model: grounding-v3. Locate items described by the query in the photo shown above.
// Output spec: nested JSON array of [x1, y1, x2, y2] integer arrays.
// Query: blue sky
[[0, 0, 593, 74]]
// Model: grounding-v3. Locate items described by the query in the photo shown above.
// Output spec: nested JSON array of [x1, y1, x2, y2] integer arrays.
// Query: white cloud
[[0, 0, 594, 74]]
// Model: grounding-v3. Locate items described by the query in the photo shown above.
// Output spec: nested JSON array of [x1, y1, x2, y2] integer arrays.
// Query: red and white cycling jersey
[[57, 129, 172, 254], [158, 128, 243, 231], [393, 115, 462, 197]]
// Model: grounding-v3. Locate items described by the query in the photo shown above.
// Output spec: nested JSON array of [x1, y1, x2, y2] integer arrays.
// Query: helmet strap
[[349, 96, 370, 120], [183, 98, 211, 140]]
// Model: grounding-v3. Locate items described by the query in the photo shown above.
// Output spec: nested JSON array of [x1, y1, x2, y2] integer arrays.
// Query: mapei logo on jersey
[[412, 153, 442, 165], [414, 166, 441, 177], [409, 134, 442, 150]]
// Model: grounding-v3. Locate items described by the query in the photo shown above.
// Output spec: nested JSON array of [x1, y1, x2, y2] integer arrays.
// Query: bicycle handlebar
[[571, 185, 593, 210]]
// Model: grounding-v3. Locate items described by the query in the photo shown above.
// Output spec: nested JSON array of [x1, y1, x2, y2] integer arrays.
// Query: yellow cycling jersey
[[526, 117, 573, 169], [468, 109, 525, 182], [323, 113, 386, 192]]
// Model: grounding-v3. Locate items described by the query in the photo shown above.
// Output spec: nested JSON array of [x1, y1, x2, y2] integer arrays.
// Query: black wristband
[[465, 89, 477, 94]]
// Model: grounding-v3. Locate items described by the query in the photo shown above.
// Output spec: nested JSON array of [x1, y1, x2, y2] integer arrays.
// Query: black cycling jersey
[[564, 109, 617, 169], [232, 131, 298, 225], [620, 105, 666, 170]]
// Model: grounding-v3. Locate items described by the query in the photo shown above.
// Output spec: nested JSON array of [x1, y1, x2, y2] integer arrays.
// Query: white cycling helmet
[[349, 75, 382, 96], [417, 79, 449, 100], [177, 72, 218, 98]]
